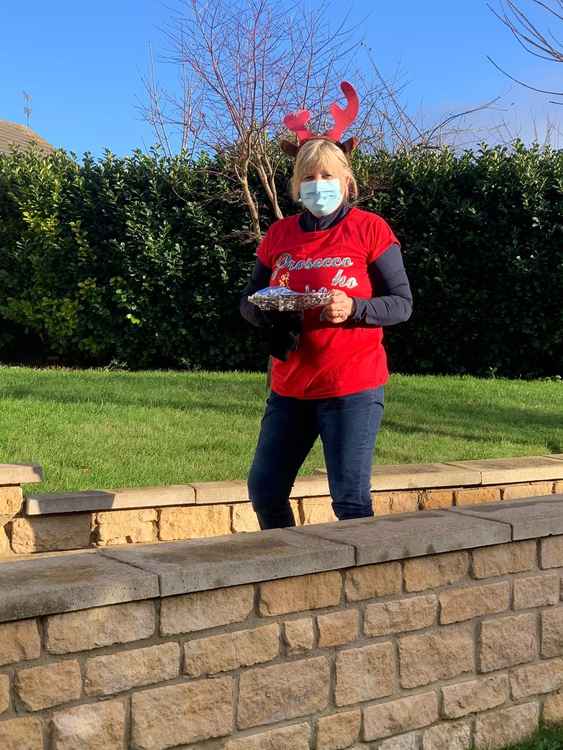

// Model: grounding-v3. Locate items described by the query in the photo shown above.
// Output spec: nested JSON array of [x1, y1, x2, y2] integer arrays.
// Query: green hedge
[[0, 141, 561, 376]]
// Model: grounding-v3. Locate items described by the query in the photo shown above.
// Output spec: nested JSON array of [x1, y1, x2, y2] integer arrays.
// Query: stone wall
[[2, 455, 563, 556], [0, 494, 562, 749]]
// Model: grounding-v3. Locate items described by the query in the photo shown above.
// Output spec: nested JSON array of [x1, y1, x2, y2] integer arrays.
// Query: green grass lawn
[[0, 366, 561, 493], [496, 724, 563, 750]]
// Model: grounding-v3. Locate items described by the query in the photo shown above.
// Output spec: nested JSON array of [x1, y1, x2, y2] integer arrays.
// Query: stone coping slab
[[26, 485, 196, 516], [2, 495, 563, 620], [99, 529, 355, 596], [0, 550, 159, 623], [23, 455, 562, 516], [0, 463, 43, 486], [449, 493, 563, 540], [293, 509, 512, 565], [445, 456, 563, 484], [315, 462, 481, 490]]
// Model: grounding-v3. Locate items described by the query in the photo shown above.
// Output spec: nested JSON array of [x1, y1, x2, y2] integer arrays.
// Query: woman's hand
[[322, 290, 354, 324]]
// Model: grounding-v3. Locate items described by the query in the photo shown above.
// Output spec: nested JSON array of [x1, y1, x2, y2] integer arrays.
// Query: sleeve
[[347, 243, 413, 327], [366, 216, 401, 265]]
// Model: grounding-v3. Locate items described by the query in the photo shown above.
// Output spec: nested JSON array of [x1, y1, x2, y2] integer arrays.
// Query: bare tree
[[143, 0, 505, 238], [488, 0, 563, 102]]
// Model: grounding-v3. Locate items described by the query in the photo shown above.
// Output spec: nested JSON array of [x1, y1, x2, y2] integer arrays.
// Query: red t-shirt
[[257, 207, 400, 399]]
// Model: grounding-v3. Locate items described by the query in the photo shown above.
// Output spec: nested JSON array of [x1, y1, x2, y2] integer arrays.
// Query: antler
[[324, 82, 359, 141], [283, 110, 314, 144]]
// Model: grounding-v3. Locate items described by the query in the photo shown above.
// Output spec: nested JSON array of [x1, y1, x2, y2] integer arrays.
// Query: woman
[[240, 84, 412, 530]]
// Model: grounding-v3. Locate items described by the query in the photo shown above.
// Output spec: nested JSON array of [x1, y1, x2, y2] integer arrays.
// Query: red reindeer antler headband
[[280, 81, 360, 157]]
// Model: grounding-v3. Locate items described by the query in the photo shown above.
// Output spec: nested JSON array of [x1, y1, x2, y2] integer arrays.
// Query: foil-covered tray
[[248, 286, 332, 311]]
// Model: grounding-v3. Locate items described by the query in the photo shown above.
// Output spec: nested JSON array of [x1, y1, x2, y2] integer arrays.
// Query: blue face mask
[[299, 179, 343, 217]]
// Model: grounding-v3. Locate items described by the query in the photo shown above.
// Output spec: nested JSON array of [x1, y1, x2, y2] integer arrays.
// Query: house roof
[[0, 120, 54, 155]]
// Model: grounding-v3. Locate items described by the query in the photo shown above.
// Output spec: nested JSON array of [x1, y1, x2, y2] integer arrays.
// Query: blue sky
[[2, 0, 561, 156]]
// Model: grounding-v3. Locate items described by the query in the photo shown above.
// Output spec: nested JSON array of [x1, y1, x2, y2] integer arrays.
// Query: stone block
[[1, 548, 157, 624], [46, 600, 155, 653], [404, 551, 469, 593], [388, 491, 419, 514], [373, 462, 479, 491], [0, 486, 23, 520], [0, 463, 43, 484], [0, 717, 43, 750], [399, 625, 474, 688], [283, 617, 315, 653], [161, 584, 253, 635], [15, 660, 81, 711], [442, 673, 509, 718], [317, 709, 361, 750], [85, 642, 179, 696], [422, 720, 472, 750], [474, 702, 539, 750], [26, 485, 196, 515], [503, 481, 554, 500], [132, 677, 233, 748], [0, 525, 13, 557], [372, 492, 392, 515], [317, 609, 359, 647], [363, 692, 439, 741], [455, 486, 501, 505], [11, 515, 93, 553], [238, 657, 329, 728], [540, 535, 563, 568], [451, 494, 563, 539], [447, 456, 563, 483], [159, 505, 231, 540], [379, 734, 418, 750], [259, 571, 342, 616], [544, 690, 563, 725], [480, 613, 538, 671], [345, 561, 402, 601], [542, 606, 563, 657], [52, 698, 126, 750], [232, 503, 260, 533], [364, 594, 437, 636], [418, 489, 454, 510], [102, 528, 354, 597], [472, 540, 537, 578], [439, 581, 510, 623], [0, 619, 41, 665], [0, 673, 10, 714], [225, 723, 310, 750], [184, 624, 279, 677], [296, 509, 510, 565], [301, 497, 337, 525], [513, 572, 560, 608], [95, 509, 158, 545], [192, 480, 248, 503], [511, 657, 563, 698], [335, 642, 395, 705]]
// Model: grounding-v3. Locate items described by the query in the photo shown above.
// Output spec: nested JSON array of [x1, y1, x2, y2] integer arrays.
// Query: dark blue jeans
[[248, 387, 385, 529]]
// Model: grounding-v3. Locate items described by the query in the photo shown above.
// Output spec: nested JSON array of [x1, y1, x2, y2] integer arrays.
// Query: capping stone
[[0, 463, 43, 485], [446, 456, 563, 484], [317, 462, 480, 490], [26, 484, 196, 515], [192, 480, 248, 504], [294, 510, 510, 565], [450, 494, 563, 540], [0, 549, 159, 623], [100, 528, 354, 596]]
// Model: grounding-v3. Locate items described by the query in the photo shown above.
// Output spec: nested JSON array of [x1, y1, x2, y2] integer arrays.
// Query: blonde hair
[[290, 139, 358, 203]]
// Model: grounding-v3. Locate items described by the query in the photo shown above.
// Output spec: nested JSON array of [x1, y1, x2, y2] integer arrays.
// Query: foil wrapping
[[248, 286, 331, 312]]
